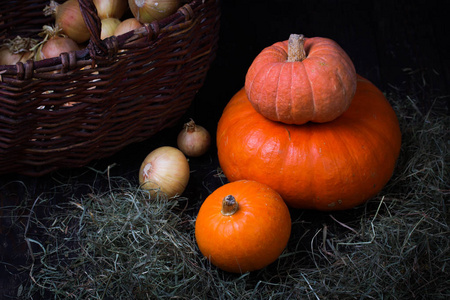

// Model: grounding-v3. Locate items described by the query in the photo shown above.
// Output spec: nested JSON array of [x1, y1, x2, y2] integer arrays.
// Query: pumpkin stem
[[221, 195, 239, 216], [287, 34, 306, 62]]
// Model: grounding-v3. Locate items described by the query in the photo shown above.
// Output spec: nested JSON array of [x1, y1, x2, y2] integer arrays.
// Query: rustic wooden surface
[[0, 0, 448, 298]]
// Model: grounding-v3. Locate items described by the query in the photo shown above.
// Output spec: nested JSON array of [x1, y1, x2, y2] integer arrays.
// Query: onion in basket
[[114, 18, 143, 36], [101, 18, 121, 39], [0, 36, 37, 65], [34, 25, 80, 61], [94, 0, 128, 19], [128, 0, 181, 23], [44, 0, 90, 44]]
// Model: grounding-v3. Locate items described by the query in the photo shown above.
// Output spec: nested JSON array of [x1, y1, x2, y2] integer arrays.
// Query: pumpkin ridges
[[305, 45, 357, 103], [289, 60, 315, 122], [327, 124, 381, 205], [345, 79, 402, 155], [195, 180, 291, 273], [246, 42, 292, 119], [281, 127, 316, 203], [302, 37, 356, 85], [269, 55, 316, 123], [274, 61, 291, 121], [302, 58, 349, 122], [303, 38, 356, 93], [307, 86, 399, 206], [245, 45, 282, 98], [245, 35, 357, 124], [266, 63, 285, 120], [301, 61, 316, 120], [248, 61, 276, 115], [302, 127, 343, 207]]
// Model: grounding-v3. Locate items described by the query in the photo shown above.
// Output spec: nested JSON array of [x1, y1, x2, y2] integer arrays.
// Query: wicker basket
[[0, 0, 220, 176]]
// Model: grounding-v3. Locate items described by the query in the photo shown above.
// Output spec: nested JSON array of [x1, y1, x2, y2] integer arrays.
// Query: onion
[[101, 18, 121, 39], [113, 17, 143, 36], [177, 119, 211, 157], [0, 36, 37, 65], [44, 0, 90, 44], [139, 146, 190, 198], [34, 25, 80, 61], [128, 0, 181, 23], [93, 0, 128, 19]]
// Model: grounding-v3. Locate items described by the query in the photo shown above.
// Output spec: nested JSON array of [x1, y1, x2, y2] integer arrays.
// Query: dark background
[[1, 0, 449, 298]]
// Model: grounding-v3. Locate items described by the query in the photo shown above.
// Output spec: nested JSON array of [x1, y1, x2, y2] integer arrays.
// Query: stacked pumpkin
[[195, 34, 401, 273]]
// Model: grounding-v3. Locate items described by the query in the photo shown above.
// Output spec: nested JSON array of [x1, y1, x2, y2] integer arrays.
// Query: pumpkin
[[245, 34, 357, 124], [217, 76, 401, 210], [195, 180, 291, 273]]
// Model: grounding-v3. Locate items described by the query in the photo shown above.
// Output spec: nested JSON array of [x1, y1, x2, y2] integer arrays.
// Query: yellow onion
[[128, 0, 181, 23], [113, 17, 143, 36], [101, 17, 121, 39], [93, 0, 128, 19], [0, 36, 37, 65], [34, 25, 80, 61], [139, 146, 190, 198], [44, 0, 90, 44]]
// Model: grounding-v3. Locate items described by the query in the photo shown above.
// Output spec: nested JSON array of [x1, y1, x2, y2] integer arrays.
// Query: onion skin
[[128, 0, 181, 23], [113, 18, 143, 36], [101, 18, 121, 39], [47, 0, 90, 44], [0, 49, 33, 65], [177, 119, 211, 157], [94, 0, 128, 19], [139, 146, 190, 198], [35, 35, 80, 61], [0, 37, 37, 65]]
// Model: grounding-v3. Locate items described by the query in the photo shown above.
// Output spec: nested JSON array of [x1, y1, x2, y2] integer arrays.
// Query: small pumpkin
[[245, 34, 357, 124], [195, 180, 291, 273], [217, 76, 401, 210]]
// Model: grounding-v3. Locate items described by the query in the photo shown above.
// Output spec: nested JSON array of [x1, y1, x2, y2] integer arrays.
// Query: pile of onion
[[128, 0, 181, 23], [0, 36, 37, 65], [139, 146, 190, 198], [177, 119, 211, 157]]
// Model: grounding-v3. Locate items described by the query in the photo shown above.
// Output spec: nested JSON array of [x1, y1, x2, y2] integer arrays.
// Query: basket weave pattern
[[0, 0, 220, 176]]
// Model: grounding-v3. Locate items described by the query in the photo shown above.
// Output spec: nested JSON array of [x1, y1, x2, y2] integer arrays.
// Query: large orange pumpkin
[[217, 76, 401, 210], [245, 34, 357, 125], [195, 180, 291, 273]]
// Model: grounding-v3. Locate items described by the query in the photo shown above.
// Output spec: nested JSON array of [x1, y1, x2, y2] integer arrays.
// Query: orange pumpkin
[[217, 76, 401, 210], [245, 34, 357, 124], [195, 180, 291, 273]]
